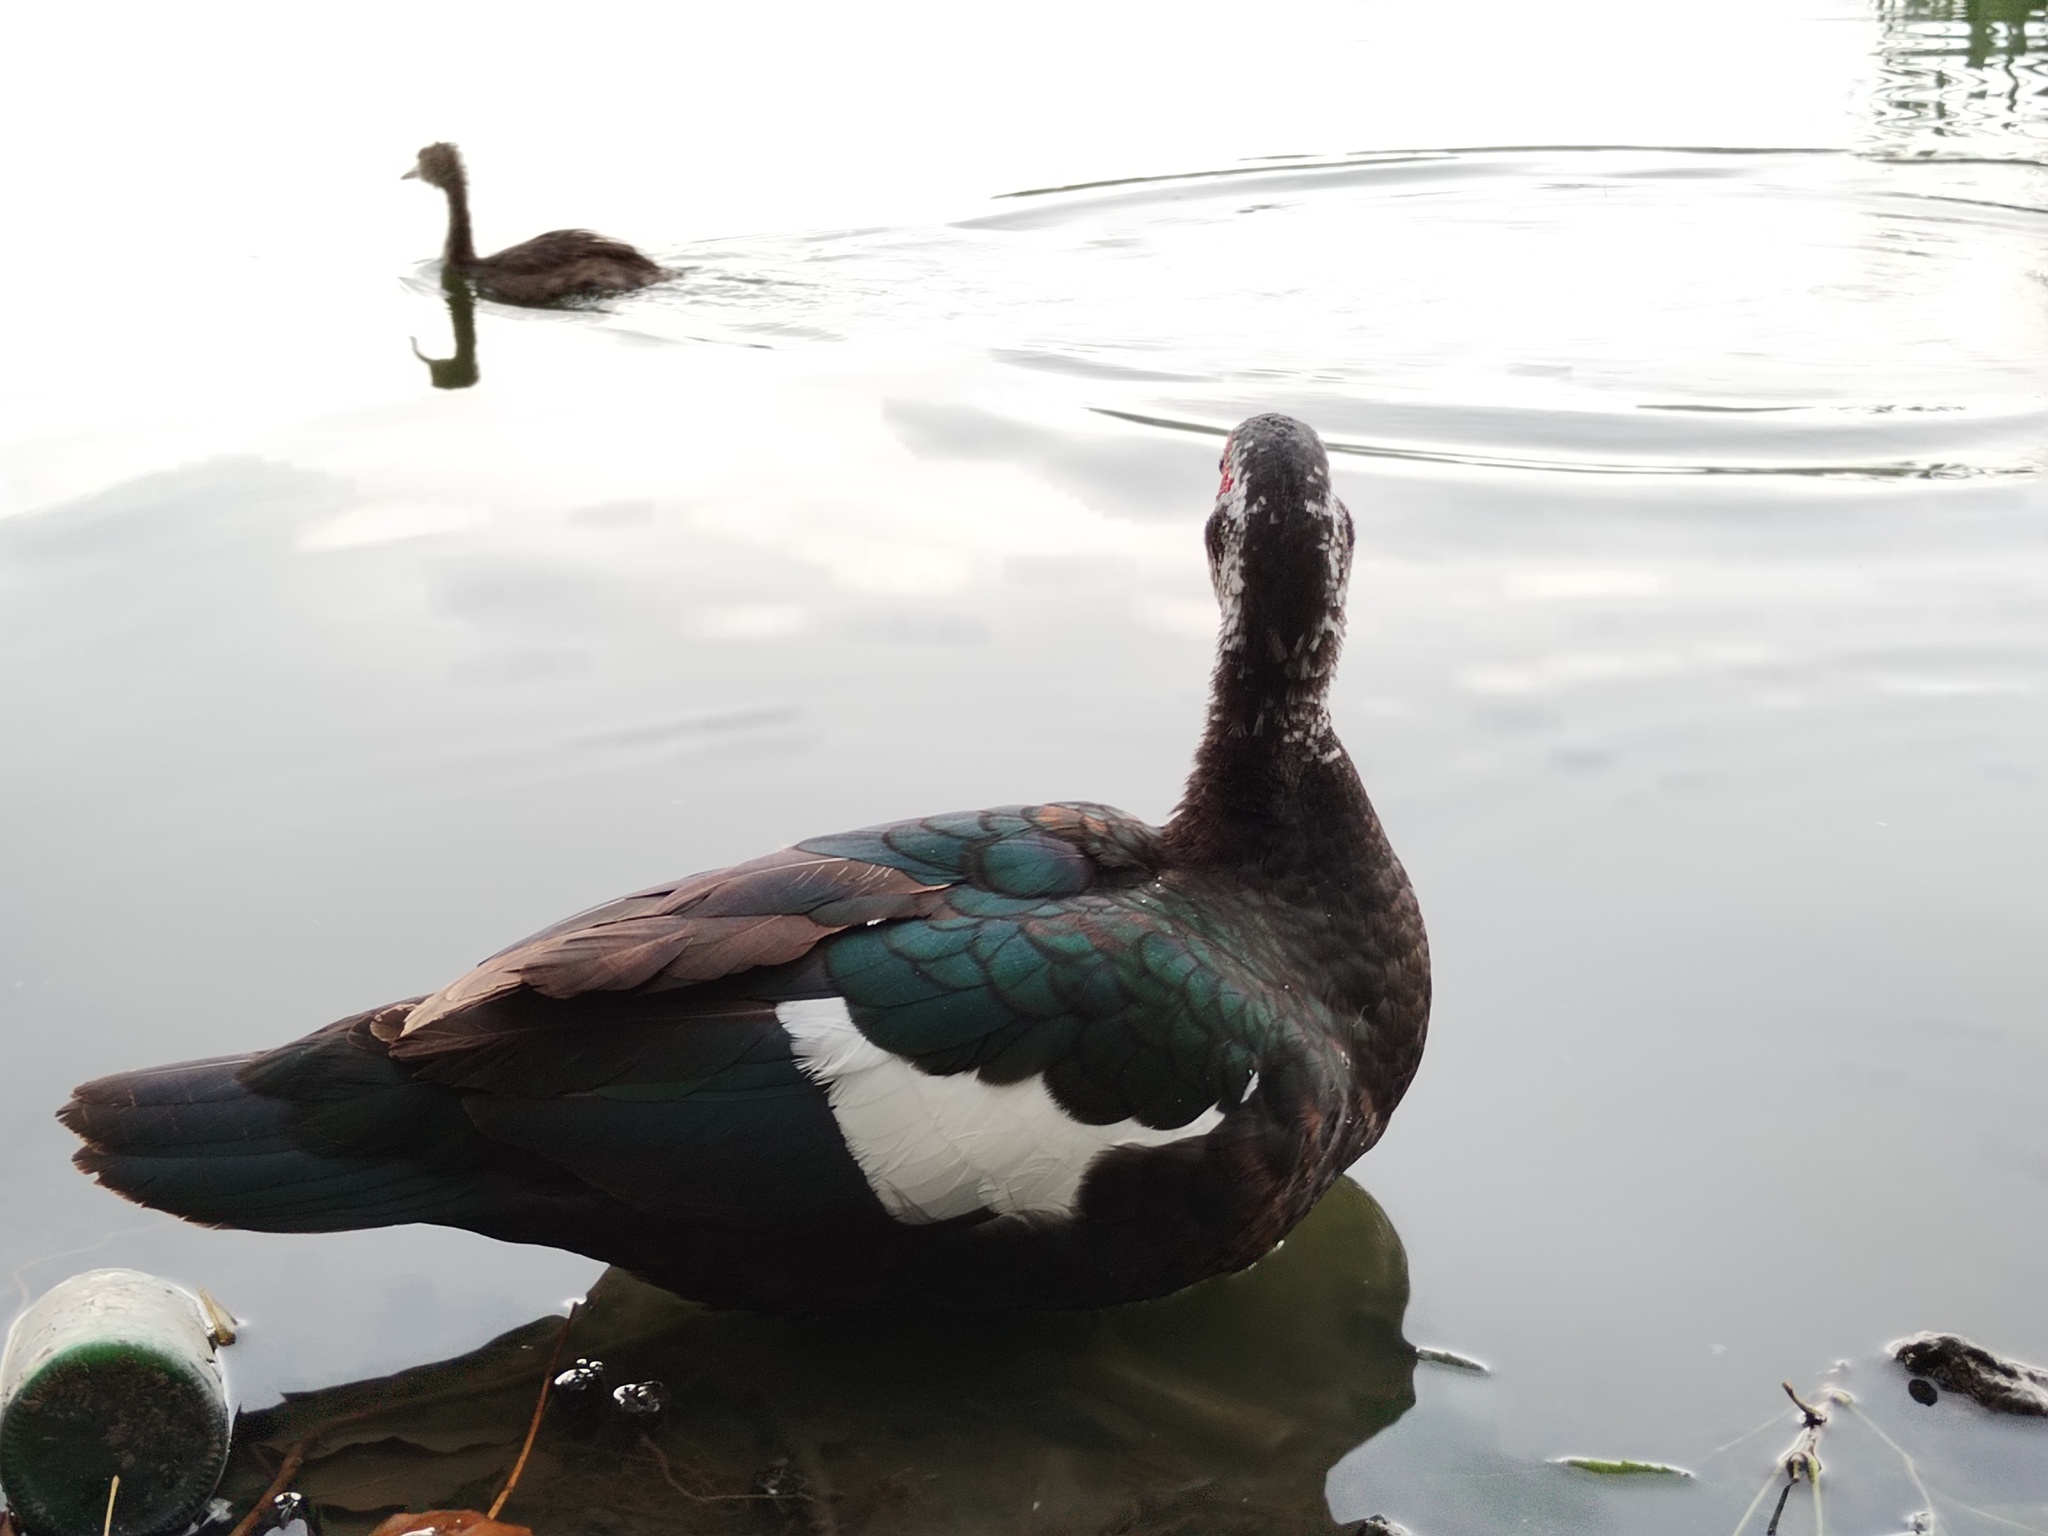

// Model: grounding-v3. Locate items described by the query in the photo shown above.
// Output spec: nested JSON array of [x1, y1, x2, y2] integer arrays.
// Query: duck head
[[403, 142, 466, 189], [1205, 414, 1354, 733]]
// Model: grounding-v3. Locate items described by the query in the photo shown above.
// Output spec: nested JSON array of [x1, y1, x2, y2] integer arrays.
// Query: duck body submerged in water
[[404, 141, 662, 306], [63, 415, 1430, 1313]]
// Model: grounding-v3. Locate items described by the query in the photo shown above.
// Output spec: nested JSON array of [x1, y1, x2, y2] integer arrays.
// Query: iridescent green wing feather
[[804, 807, 1273, 1129]]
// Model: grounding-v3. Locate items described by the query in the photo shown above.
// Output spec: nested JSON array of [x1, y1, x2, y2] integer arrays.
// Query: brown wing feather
[[392, 848, 945, 1055]]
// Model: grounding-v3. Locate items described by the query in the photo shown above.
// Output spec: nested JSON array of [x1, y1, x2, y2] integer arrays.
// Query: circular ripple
[[620, 147, 2048, 480]]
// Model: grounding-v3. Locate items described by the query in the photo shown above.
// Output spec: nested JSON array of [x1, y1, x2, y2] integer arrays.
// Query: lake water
[[3, 1, 2046, 1531]]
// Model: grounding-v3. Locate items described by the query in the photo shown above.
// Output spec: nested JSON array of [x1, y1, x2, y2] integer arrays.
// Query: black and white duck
[[403, 141, 663, 307], [62, 414, 1430, 1313]]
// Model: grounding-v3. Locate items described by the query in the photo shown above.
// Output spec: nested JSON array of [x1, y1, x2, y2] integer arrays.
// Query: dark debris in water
[[1892, 1332, 2048, 1417]]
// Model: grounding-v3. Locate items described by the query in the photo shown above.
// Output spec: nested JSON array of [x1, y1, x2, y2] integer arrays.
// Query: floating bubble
[[611, 1380, 667, 1416], [552, 1358, 607, 1394]]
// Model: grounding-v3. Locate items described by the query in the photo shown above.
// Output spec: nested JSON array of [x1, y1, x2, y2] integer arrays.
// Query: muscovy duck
[[62, 414, 1430, 1313], [403, 141, 663, 307]]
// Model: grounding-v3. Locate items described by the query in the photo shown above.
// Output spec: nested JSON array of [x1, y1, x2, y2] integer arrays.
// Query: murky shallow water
[[4, 1, 2047, 1531]]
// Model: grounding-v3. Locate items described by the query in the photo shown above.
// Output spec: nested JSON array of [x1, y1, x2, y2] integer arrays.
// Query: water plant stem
[[1728, 1470, 1780, 1536], [1754, 1381, 1832, 1536], [1763, 1479, 1794, 1536], [634, 1434, 787, 1508], [226, 1439, 311, 1536], [101, 1477, 119, 1536], [1843, 1397, 2048, 1536], [487, 1303, 579, 1521]]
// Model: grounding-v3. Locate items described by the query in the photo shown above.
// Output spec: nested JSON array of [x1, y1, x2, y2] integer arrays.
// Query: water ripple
[[614, 147, 2048, 484]]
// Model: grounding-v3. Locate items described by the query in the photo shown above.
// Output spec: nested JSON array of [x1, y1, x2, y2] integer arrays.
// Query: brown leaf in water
[[366, 1510, 531, 1536]]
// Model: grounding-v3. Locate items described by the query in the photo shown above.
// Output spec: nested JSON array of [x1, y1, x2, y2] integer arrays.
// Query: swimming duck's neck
[[1167, 661, 1375, 874], [440, 176, 477, 269]]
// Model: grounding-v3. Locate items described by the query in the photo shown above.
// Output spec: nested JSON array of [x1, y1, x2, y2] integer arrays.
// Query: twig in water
[[487, 1302, 580, 1522], [1734, 1381, 1835, 1536], [638, 1431, 708, 1503], [1783, 1382, 1826, 1431], [633, 1432, 783, 1507], [1758, 1381, 1831, 1536], [226, 1438, 312, 1536], [1763, 1479, 1795, 1536], [102, 1476, 120, 1536]]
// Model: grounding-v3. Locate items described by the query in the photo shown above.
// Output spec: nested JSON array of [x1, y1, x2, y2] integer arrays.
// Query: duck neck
[[440, 175, 477, 269], [1166, 660, 1375, 875]]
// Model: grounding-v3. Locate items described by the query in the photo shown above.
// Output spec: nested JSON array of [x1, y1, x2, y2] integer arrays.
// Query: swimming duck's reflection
[[411, 279, 478, 391], [225, 1180, 1414, 1534]]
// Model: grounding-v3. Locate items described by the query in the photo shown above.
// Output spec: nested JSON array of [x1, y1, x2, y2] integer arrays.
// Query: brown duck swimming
[[404, 141, 663, 307]]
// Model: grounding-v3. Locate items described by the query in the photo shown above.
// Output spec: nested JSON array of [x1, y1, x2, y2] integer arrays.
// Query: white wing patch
[[778, 998, 1224, 1226]]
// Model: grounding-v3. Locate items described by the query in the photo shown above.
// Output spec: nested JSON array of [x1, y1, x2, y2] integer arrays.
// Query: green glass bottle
[[0, 1270, 232, 1536]]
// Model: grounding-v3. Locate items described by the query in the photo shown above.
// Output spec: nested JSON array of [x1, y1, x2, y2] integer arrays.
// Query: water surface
[[3, 3, 2046, 1531]]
